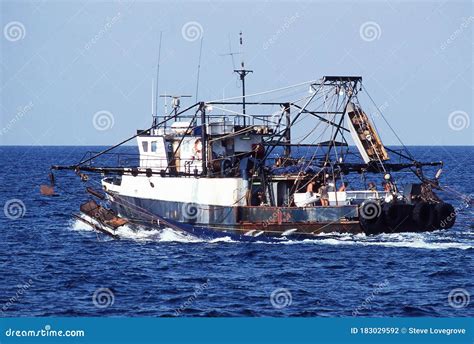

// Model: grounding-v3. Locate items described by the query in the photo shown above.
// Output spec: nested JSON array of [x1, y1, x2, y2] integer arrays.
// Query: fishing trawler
[[47, 38, 456, 241]]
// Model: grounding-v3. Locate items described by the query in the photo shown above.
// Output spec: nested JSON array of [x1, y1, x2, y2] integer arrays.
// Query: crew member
[[319, 183, 329, 207], [304, 180, 320, 206], [338, 182, 348, 192], [367, 182, 376, 191]]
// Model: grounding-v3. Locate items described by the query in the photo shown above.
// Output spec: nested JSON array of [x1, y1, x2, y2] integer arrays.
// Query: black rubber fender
[[434, 202, 456, 229], [359, 212, 385, 235], [412, 202, 431, 229], [384, 203, 414, 232], [359, 200, 384, 234], [424, 203, 439, 231]]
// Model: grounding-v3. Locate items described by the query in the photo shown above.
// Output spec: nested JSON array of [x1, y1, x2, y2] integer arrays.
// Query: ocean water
[[0, 146, 472, 317]]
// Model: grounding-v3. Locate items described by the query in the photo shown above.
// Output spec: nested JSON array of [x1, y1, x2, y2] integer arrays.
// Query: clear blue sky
[[0, 0, 472, 146]]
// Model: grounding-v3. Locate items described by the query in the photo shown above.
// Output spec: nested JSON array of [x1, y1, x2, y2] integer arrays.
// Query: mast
[[200, 102, 208, 176], [233, 31, 252, 126], [282, 103, 291, 158], [153, 31, 163, 126], [151, 79, 155, 120], [323, 76, 360, 164], [195, 37, 204, 103]]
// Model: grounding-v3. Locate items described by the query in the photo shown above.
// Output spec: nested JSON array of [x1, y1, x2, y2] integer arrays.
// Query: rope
[[361, 84, 415, 161], [206, 78, 321, 103]]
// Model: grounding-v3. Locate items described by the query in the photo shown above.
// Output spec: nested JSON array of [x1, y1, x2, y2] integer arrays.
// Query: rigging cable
[[361, 84, 415, 161], [195, 37, 204, 103], [207, 78, 321, 103], [154, 31, 163, 119]]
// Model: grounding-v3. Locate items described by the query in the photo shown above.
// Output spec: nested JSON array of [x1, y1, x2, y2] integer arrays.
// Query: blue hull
[[107, 193, 362, 241]]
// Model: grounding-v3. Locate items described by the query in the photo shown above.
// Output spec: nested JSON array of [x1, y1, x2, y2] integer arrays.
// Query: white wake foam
[[70, 218, 472, 249], [70, 218, 202, 243], [282, 232, 473, 250], [209, 236, 236, 243], [71, 218, 94, 232]]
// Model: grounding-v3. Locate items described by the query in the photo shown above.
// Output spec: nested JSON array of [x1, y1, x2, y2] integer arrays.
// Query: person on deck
[[304, 181, 320, 206], [367, 182, 377, 191], [319, 183, 329, 206], [382, 181, 392, 192], [338, 182, 348, 192]]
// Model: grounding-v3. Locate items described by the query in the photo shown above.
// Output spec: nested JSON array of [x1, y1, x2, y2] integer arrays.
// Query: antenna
[[151, 79, 155, 116], [239, 31, 243, 68], [153, 31, 163, 126], [163, 92, 168, 117], [195, 37, 204, 103], [160, 95, 192, 119], [219, 33, 241, 70], [222, 88, 226, 116], [233, 31, 253, 125]]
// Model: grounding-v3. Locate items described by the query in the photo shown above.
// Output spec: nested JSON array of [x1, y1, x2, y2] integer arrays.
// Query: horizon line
[[0, 144, 473, 147]]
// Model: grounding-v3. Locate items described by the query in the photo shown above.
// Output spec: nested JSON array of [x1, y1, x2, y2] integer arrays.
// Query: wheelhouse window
[[142, 141, 149, 152], [151, 141, 157, 152]]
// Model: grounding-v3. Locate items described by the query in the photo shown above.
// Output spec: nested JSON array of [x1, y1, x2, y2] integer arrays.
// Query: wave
[[70, 217, 203, 243], [70, 218, 472, 249], [282, 232, 473, 250]]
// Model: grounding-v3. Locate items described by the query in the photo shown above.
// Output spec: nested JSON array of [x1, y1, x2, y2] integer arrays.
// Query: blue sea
[[0, 146, 472, 317]]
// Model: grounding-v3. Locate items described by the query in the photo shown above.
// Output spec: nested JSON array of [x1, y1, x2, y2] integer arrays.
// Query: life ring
[[412, 202, 431, 229], [193, 139, 202, 160], [434, 202, 456, 229]]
